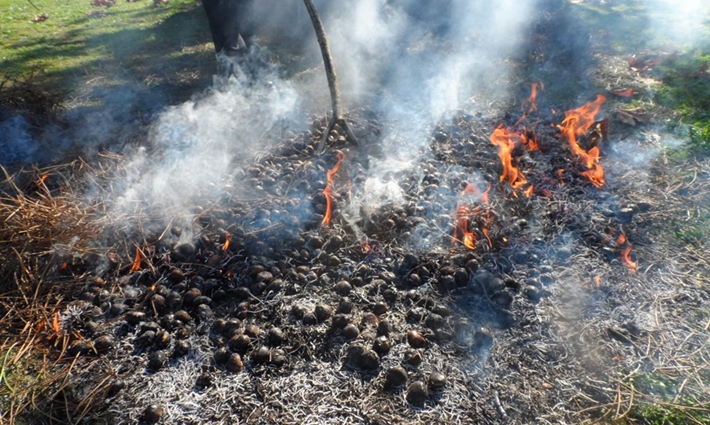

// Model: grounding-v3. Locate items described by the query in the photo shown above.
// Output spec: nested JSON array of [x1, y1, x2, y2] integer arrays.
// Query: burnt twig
[[302, 0, 359, 153]]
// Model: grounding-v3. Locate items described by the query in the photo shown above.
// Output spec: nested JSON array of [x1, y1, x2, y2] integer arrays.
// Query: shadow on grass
[[3, 3, 216, 102]]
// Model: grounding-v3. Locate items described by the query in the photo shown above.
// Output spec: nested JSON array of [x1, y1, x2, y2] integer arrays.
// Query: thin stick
[[26, 0, 41, 12], [302, 0, 359, 152]]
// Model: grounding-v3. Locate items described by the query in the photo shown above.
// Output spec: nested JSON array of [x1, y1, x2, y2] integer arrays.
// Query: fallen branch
[[302, 0, 359, 152]]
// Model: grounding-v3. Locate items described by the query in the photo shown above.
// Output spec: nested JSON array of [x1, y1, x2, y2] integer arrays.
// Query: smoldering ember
[[1, 0, 709, 424]]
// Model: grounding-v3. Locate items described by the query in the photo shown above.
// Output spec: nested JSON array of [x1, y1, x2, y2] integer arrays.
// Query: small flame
[[130, 246, 143, 273], [594, 275, 602, 287], [490, 126, 528, 190], [556, 169, 565, 186], [322, 152, 344, 226], [522, 128, 540, 152], [522, 82, 539, 114], [222, 232, 231, 251], [52, 311, 61, 335], [621, 244, 638, 272], [615, 233, 638, 272], [524, 185, 534, 198], [615, 233, 627, 246], [453, 184, 492, 250], [558, 95, 607, 188]]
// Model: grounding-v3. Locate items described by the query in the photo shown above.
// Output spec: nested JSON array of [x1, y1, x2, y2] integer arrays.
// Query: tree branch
[[302, 0, 359, 152]]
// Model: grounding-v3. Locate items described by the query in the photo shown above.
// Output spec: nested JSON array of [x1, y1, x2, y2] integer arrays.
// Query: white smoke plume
[[96, 0, 543, 233], [641, 0, 710, 47], [102, 67, 300, 243]]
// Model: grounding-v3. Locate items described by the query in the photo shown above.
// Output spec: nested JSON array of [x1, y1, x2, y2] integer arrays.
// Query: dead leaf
[[33, 14, 49, 22], [614, 108, 651, 126], [611, 88, 635, 98]]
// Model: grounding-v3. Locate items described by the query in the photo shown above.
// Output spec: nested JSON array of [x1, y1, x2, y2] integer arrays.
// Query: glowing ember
[[322, 152, 344, 226], [558, 95, 607, 188], [130, 246, 143, 273], [490, 126, 531, 192], [222, 232, 231, 251], [453, 183, 492, 250]]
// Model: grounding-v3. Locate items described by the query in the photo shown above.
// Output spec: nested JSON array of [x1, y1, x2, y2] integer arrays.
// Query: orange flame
[[558, 95, 607, 188], [522, 82, 539, 114], [322, 152, 344, 226], [222, 232, 231, 251], [615, 233, 638, 272], [522, 128, 540, 152], [490, 126, 528, 190], [453, 184, 479, 250], [621, 245, 638, 272], [130, 246, 143, 273], [453, 184, 492, 250], [524, 185, 534, 198], [52, 311, 61, 335]]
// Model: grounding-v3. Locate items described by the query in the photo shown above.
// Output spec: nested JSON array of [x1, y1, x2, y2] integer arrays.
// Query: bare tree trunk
[[302, 0, 359, 152]]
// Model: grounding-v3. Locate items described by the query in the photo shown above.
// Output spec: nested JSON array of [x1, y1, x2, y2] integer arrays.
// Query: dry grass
[[0, 162, 111, 424]]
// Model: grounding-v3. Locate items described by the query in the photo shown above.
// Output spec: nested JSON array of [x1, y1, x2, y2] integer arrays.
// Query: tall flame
[[558, 95, 607, 188], [322, 152, 344, 226]]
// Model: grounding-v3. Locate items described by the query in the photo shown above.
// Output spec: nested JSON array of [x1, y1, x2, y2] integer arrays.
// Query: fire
[[522, 127, 539, 152], [322, 152, 344, 226], [52, 311, 61, 336], [222, 232, 231, 251], [452, 183, 492, 250], [621, 245, 637, 272], [130, 246, 143, 273], [558, 95, 607, 188], [490, 126, 528, 190], [615, 233, 638, 272], [556, 169, 565, 185], [522, 82, 539, 114]]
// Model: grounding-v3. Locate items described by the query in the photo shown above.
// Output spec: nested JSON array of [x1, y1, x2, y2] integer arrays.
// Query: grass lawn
[[0, 0, 215, 98]]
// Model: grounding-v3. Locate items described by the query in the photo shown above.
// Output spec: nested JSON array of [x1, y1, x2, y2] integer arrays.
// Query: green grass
[[619, 372, 710, 425], [626, 403, 710, 425], [0, 0, 215, 96]]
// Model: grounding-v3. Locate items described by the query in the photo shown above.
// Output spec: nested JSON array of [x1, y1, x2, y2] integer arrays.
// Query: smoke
[[319, 0, 540, 213], [101, 62, 300, 244], [0, 115, 42, 165], [642, 0, 710, 47]]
